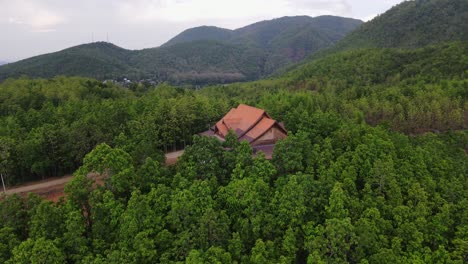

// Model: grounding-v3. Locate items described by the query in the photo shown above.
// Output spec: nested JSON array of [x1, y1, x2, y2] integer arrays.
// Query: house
[[201, 104, 287, 158]]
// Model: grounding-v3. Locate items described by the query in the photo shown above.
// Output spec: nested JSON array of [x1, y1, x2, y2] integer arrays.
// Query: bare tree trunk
[[1, 173, 6, 194]]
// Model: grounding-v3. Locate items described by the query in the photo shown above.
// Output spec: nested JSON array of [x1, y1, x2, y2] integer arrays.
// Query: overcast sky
[[0, 0, 405, 62]]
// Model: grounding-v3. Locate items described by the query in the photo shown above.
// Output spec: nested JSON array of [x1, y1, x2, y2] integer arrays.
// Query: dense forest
[[331, 0, 468, 51], [0, 41, 466, 263], [0, 0, 467, 262], [0, 77, 228, 184], [0, 83, 466, 262], [0, 41, 465, 184]]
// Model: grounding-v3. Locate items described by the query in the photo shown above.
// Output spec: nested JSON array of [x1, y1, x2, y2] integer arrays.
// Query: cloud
[[2, 0, 65, 32], [116, 0, 353, 27], [286, 0, 351, 15]]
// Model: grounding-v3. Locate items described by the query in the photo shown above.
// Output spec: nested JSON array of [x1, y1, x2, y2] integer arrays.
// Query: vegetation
[[0, 77, 229, 184], [0, 1, 466, 262], [0, 16, 362, 85], [205, 41, 468, 134], [0, 41, 465, 183], [0, 108, 466, 263], [319, 0, 468, 55], [164, 15, 362, 75], [161, 26, 235, 47], [0, 38, 465, 263]]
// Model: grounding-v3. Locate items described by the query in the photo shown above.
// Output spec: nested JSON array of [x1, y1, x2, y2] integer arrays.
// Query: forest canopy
[[0, 39, 466, 264]]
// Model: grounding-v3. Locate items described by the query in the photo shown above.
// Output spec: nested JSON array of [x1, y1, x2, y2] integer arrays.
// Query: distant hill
[[131, 40, 265, 84], [330, 0, 468, 51], [0, 43, 140, 80], [0, 41, 263, 84], [0, 16, 362, 84], [163, 16, 362, 74], [287, 41, 468, 86], [161, 26, 234, 47], [0, 61, 8, 66]]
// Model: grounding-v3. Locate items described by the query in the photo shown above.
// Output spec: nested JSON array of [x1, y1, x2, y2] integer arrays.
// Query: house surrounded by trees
[[201, 104, 287, 158]]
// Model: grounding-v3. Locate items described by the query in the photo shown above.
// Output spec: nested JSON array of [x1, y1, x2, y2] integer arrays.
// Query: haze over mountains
[[0, 16, 362, 84], [0, 0, 466, 86]]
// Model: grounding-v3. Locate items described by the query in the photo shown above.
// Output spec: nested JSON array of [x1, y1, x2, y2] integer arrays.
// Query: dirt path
[[5, 175, 73, 195], [165, 150, 184, 165], [2, 150, 185, 199]]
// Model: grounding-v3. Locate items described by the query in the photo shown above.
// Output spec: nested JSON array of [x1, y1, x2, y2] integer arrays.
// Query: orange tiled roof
[[239, 116, 275, 143], [212, 104, 286, 142]]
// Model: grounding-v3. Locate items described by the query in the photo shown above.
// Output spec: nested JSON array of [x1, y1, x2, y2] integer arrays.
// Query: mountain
[[330, 0, 468, 51], [0, 42, 140, 80], [131, 40, 265, 84], [164, 16, 362, 49], [163, 16, 362, 74], [161, 26, 234, 47], [287, 41, 468, 86], [0, 41, 263, 84], [0, 61, 8, 66], [0, 16, 362, 84]]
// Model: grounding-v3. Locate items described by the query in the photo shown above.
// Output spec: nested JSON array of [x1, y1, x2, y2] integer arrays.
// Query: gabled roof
[[239, 117, 275, 143], [211, 104, 286, 142]]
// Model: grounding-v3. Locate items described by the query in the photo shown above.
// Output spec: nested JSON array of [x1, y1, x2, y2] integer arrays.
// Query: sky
[[0, 0, 405, 62]]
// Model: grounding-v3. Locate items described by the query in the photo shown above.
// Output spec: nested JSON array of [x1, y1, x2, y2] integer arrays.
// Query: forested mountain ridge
[[324, 0, 468, 53], [0, 16, 362, 84], [287, 41, 468, 85], [161, 26, 234, 47], [163, 15, 362, 50], [163, 16, 363, 75], [0, 42, 140, 81]]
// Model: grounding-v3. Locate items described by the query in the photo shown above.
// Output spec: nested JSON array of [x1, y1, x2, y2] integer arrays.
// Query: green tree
[[0, 227, 19, 263], [7, 238, 65, 264]]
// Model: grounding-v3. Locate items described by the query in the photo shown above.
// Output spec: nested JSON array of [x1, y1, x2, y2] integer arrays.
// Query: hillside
[[131, 41, 265, 84], [330, 0, 468, 51], [0, 16, 362, 84], [287, 41, 468, 85], [163, 16, 362, 74], [0, 42, 140, 80], [202, 41, 467, 134], [161, 26, 234, 47]]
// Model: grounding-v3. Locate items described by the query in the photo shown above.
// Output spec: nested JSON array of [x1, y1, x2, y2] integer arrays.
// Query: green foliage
[[288, 42, 468, 85], [331, 0, 468, 51], [0, 77, 227, 184], [0, 6, 466, 261], [7, 237, 65, 264], [0, 107, 466, 263], [0, 227, 19, 263]]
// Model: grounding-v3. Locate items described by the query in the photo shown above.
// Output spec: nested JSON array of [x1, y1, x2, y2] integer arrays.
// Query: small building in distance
[[201, 104, 287, 159]]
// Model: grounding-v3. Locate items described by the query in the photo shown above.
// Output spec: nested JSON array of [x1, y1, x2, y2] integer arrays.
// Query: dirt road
[[4, 175, 73, 195], [165, 150, 184, 165], [2, 150, 185, 200]]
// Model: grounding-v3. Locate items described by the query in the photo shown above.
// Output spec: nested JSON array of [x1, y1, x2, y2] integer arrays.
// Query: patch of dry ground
[[2, 151, 186, 201]]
